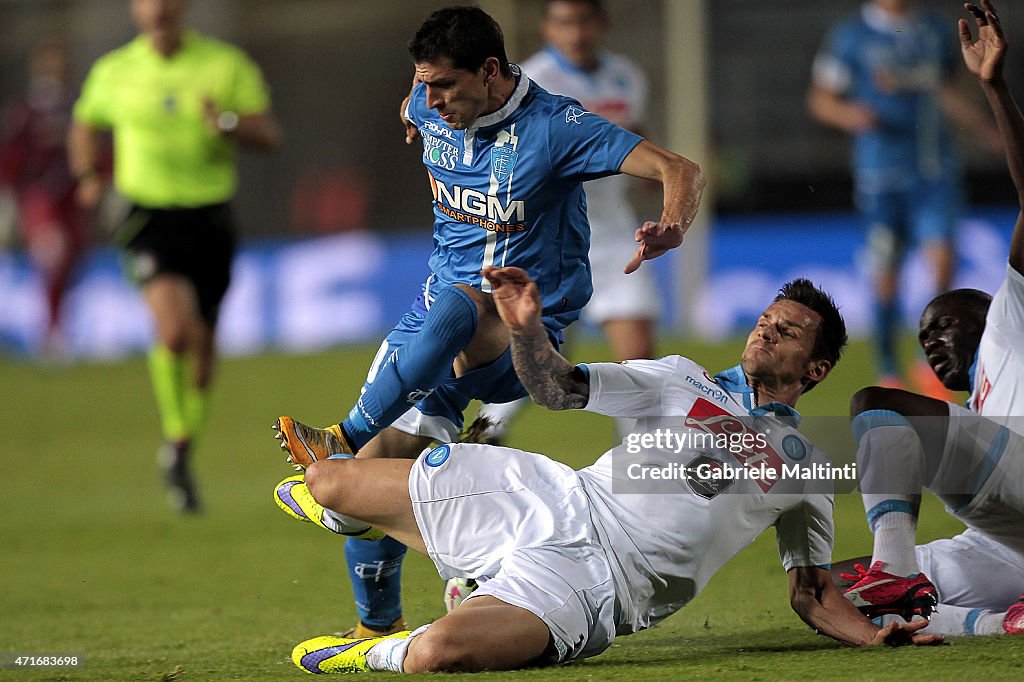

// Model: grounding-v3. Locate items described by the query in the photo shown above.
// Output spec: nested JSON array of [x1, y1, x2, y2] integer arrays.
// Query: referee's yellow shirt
[[74, 30, 271, 208]]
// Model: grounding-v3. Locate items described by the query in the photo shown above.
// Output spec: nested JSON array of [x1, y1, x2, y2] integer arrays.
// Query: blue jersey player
[[272, 6, 706, 639], [808, 0, 998, 390]]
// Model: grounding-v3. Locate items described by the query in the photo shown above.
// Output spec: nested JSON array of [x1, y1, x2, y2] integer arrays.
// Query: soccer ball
[[443, 577, 479, 612]]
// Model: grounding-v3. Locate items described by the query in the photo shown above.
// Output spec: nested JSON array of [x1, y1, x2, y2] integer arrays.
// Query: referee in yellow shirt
[[69, 0, 280, 512]]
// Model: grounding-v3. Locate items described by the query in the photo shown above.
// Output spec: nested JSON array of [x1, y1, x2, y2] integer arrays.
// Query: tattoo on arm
[[510, 327, 590, 410]]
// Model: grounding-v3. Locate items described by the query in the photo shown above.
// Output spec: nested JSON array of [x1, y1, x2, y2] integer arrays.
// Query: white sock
[[870, 512, 919, 577], [365, 624, 430, 672], [853, 414, 923, 576], [880, 606, 1005, 636], [320, 508, 372, 535], [926, 605, 1005, 636]]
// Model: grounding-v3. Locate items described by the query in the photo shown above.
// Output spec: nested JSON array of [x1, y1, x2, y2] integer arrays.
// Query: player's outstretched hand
[[960, 0, 1007, 83], [482, 266, 542, 333], [625, 220, 684, 274], [871, 619, 945, 647]]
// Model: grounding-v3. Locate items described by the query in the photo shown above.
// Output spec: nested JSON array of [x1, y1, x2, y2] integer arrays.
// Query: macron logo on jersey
[[684, 374, 729, 405]]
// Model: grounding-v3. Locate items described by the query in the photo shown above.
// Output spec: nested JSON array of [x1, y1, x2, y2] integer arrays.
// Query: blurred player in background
[[69, 0, 280, 512], [0, 39, 86, 359], [808, 0, 1000, 393], [276, 267, 944, 674], [835, 0, 1024, 637], [476, 0, 660, 443], [272, 5, 704, 643]]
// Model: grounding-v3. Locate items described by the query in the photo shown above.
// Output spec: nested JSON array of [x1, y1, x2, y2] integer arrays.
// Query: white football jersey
[[972, 265, 1024, 429], [576, 356, 836, 634], [520, 48, 647, 248], [956, 265, 1024, 544]]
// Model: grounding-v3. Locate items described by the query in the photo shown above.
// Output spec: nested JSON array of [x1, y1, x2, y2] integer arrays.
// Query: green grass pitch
[[2, 337, 1021, 680]]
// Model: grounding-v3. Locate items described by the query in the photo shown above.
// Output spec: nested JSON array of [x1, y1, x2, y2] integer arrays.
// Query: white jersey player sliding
[[273, 266, 941, 674], [834, 0, 1024, 638]]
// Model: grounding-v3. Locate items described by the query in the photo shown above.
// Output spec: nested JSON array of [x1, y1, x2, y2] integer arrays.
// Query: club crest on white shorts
[[424, 445, 451, 467]]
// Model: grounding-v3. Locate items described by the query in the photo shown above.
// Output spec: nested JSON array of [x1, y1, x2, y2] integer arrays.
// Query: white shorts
[[916, 405, 1024, 608], [583, 203, 661, 326], [935, 405, 1024, 558], [583, 243, 661, 325], [408, 443, 618, 662], [390, 405, 460, 444], [916, 529, 1024, 609]]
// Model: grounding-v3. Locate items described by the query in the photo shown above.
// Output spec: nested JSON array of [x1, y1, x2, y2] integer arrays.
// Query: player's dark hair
[[543, 0, 606, 17], [775, 278, 848, 393], [409, 6, 513, 77]]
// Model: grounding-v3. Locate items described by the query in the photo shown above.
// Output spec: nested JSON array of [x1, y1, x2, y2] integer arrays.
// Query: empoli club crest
[[490, 145, 518, 183]]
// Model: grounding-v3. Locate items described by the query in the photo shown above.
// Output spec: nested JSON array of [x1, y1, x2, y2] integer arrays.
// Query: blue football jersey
[[405, 66, 643, 328], [812, 6, 959, 190]]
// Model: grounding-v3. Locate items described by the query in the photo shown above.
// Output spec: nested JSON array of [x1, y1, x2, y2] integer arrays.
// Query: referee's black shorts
[[118, 203, 237, 326]]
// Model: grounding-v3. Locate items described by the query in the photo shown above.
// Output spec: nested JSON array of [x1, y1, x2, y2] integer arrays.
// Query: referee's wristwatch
[[216, 110, 240, 135]]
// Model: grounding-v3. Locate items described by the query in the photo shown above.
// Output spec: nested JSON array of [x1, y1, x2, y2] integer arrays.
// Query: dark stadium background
[[3, 0, 1020, 240]]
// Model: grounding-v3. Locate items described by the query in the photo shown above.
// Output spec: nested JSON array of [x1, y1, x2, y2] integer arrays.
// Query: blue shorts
[[363, 279, 565, 442], [856, 173, 961, 269]]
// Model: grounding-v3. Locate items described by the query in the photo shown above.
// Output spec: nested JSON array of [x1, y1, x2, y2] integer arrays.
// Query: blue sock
[[343, 286, 477, 449], [345, 536, 407, 630], [873, 298, 899, 377]]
